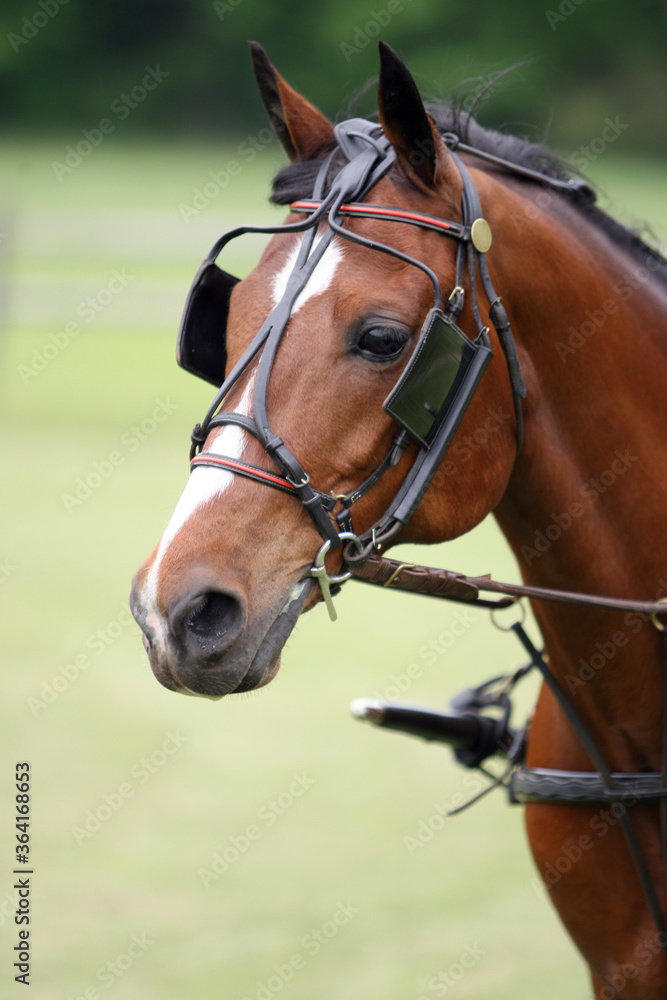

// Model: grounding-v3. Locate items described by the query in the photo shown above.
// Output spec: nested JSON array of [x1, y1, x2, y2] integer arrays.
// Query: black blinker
[[176, 261, 240, 386], [383, 308, 492, 448]]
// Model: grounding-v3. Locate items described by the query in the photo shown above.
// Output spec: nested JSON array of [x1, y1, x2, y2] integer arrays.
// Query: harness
[[179, 119, 526, 555], [176, 118, 667, 953]]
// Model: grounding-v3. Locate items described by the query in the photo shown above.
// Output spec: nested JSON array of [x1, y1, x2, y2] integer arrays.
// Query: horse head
[[130, 42, 524, 697]]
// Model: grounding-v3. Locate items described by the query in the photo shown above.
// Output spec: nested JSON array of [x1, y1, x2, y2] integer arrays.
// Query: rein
[[346, 548, 667, 618]]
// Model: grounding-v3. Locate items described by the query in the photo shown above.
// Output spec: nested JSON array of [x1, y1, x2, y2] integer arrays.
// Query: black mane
[[270, 98, 667, 282]]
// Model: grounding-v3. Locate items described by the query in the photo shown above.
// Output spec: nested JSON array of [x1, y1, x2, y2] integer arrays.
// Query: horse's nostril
[[185, 592, 239, 644], [171, 589, 244, 660]]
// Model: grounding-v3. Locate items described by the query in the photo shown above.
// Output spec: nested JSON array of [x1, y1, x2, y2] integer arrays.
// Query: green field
[[2, 139, 666, 999]]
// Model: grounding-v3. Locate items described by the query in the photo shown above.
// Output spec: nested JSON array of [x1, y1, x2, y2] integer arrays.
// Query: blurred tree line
[[1, 0, 665, 153]]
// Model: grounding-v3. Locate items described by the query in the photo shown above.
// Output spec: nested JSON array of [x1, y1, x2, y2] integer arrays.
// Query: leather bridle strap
[[347, 551, 667, 617], [290, 199, 470, 241], [189, 451, 402, 523], [192, 127, 519, 553], [451, 151, 526, 453], [190, 454, 327, 503], [441, 132, 596, 202]]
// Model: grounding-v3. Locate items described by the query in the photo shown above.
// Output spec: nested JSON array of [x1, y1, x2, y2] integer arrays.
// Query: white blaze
[[272, 234, 344, 313], [141, 378, 254, 644], [140, 232, 344, 640]]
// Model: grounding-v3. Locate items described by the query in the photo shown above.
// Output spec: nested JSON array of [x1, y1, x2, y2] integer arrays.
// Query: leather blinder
[[383, 308, 492, 448], [176, 260, 240, 386]]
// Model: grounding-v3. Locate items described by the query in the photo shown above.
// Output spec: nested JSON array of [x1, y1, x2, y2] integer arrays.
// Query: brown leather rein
[[346, 548, 667, 622]]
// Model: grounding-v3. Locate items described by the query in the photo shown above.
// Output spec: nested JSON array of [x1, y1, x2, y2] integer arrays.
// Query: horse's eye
[[357, 326, 409, 361]]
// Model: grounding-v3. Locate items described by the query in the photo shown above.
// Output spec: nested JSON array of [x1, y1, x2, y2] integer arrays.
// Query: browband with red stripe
[[290, 200, 469, 240]]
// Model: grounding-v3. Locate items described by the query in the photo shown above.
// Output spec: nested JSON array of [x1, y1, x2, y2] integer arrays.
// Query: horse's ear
[[377, 41, 459, 191], [249, 42, 336, 162]]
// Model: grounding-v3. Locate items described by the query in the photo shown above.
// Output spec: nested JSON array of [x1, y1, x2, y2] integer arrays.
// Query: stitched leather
[[349, 552, 667, 617]]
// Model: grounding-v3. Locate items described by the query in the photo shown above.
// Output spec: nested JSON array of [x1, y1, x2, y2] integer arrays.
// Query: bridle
[[176, 119, 667, 956], [182, 118, 527, 570]]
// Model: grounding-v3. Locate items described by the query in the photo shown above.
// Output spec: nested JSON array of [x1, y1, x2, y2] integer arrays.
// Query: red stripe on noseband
[[190, 454, 298, 494]]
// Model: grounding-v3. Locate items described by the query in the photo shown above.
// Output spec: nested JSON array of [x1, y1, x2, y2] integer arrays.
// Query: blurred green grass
[[2, 139, 666, 999]]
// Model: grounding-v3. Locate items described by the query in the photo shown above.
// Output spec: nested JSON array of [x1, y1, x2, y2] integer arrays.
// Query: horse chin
[[144, 578, 312, 699]]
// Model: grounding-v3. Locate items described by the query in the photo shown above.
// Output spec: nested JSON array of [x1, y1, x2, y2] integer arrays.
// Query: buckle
[[308, 532, 363, 621]]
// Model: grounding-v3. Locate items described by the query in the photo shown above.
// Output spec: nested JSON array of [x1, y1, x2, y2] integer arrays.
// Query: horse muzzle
[[130, 571, 312, 697]]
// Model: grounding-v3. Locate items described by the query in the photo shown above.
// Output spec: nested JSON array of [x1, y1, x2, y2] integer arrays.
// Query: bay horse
[[130, 42, 667, 998]]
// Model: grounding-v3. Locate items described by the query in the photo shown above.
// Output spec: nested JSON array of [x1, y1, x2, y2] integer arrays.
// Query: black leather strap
[[510, 769, 667, 804], [190, 454, 336, 511], [452, 151, 526, 452], [291, 199, 469, 242], [442, 133, 597, 202], [206, 412, 260, 437]]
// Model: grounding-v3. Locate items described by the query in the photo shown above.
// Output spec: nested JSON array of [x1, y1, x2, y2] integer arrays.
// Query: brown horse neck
[[481, 173, 667, 761]]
